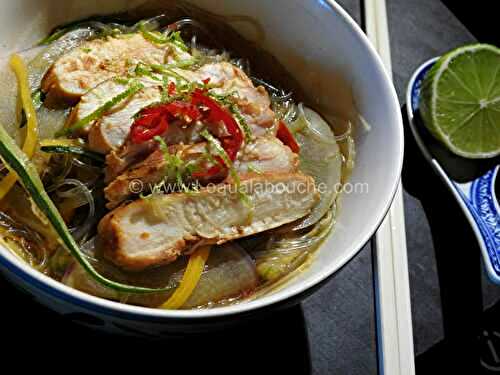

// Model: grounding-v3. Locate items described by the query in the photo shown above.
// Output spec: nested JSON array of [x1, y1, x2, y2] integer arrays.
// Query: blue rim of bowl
[[0, 0, 405, 321], [406, 58, 500, 284]]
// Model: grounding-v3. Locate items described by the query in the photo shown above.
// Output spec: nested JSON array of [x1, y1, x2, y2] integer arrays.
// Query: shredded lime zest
[[166, 57, 199, 69], [134, 63, 161, 81], [200, 130, 232, 169], [113, 77, 130, 85], [247, 164, 263, 174], [161, 245, 211, 309], [207, 91, 253, 142], [57, 81, 144, 136], [200, 130, 252, 208], [151, 64, 190, 83], [138, 22, 189, 52], [230, 104, 252, 142], [154, 136, 192, 192], [168, 31, 189, 52], [0, 54, 39, 201]]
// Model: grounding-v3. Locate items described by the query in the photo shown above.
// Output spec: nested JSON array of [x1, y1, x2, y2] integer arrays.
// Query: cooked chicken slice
[[79, 61, 276, 154], [104, 121, 205, 182], [87, 85, 162, 153], [104, 137, 298, 208], [62, 76, 162, 147], [99, 173, 318, 270], [196, 62, 277, 136], [234, 136, 299, 174], [41, 33, 188, 105]]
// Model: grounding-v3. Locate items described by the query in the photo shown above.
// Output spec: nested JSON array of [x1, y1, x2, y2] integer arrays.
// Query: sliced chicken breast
[[87, 84, 162, 153], [41, 33, 187, 105], [104, 121, 206, 182], [195, 62, 277, 136], [72, 61, 276, 154], [104, 137, 298, 208], [98, 173, 318, 270]]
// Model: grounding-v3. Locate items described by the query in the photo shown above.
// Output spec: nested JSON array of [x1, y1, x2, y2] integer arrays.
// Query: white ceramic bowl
[[0, 0, 403, 334]]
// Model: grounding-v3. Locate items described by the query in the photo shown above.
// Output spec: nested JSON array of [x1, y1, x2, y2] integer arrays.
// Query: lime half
[[420, 44, 500, 159]]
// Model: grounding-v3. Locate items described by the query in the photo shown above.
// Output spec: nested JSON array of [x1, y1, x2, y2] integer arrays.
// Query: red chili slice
[[130, 114, 168, 144], [277, 120, 300, 153], [191, 89, 243, 161], [164, 102, 202, 122], [130, 100, 203, 144]]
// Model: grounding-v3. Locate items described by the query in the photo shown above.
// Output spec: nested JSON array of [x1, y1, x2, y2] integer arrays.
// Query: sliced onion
[[0, 212, 49, 271], [63, 242, 258, 309], [253, 210, 334, 282], [292, 104, 342, 230], [296, 103, 338, 145], [181, 243, 258, 308]]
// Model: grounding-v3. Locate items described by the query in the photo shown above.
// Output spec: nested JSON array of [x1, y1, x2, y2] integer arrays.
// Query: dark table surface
[[1, 1, 499, 374]]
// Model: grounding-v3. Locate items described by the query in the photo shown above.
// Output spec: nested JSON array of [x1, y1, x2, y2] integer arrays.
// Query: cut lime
[[420, 44, 500, 159]]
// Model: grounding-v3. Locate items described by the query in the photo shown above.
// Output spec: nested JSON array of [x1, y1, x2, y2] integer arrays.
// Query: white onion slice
[[292, 104, 343, 230]]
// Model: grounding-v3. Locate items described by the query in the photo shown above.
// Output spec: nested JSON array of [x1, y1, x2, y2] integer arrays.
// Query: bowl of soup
[[0, 0, 402, 334]]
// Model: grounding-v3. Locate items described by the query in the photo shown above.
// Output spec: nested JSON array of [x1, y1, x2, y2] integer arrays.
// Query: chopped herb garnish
[[138, 23, 188, 52], [200, 129, 251, 207], [134, 63, 161, 81], [151, 64, 190, 83], [168, 31, 189, 52], [154, 136, 190, 191], [230, 104, 253, 142], [247, 164, 263, 174], [113, 77, 130, 85]]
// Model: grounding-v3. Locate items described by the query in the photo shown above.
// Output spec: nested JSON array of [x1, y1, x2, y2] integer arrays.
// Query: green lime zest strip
[[151, 64, 190, 83], [230, 104, 252, 143], [200, 130, 252, 208], [57, 82, 144, 137], [0, 124, 173, 294], [154, 136, 185, 184], [138, 22, 188, 52]]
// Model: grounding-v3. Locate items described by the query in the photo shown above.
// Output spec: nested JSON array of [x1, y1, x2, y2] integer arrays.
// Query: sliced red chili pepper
[[191, 89, 243, 162], [202, 78, 211, 85], [164, 101, 202, 122], [130, 113, 168, 144], [277, 120, 300, 153]]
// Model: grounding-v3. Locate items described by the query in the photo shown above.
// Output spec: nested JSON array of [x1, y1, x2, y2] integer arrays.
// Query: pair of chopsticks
[[363, 1, 416, 374]]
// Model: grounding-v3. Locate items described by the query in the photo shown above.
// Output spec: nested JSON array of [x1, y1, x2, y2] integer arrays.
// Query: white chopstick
[[363, 1, 416, 374]]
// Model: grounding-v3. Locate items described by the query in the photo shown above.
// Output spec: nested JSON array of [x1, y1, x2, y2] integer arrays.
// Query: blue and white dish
[[406, 58, 500, 284]]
